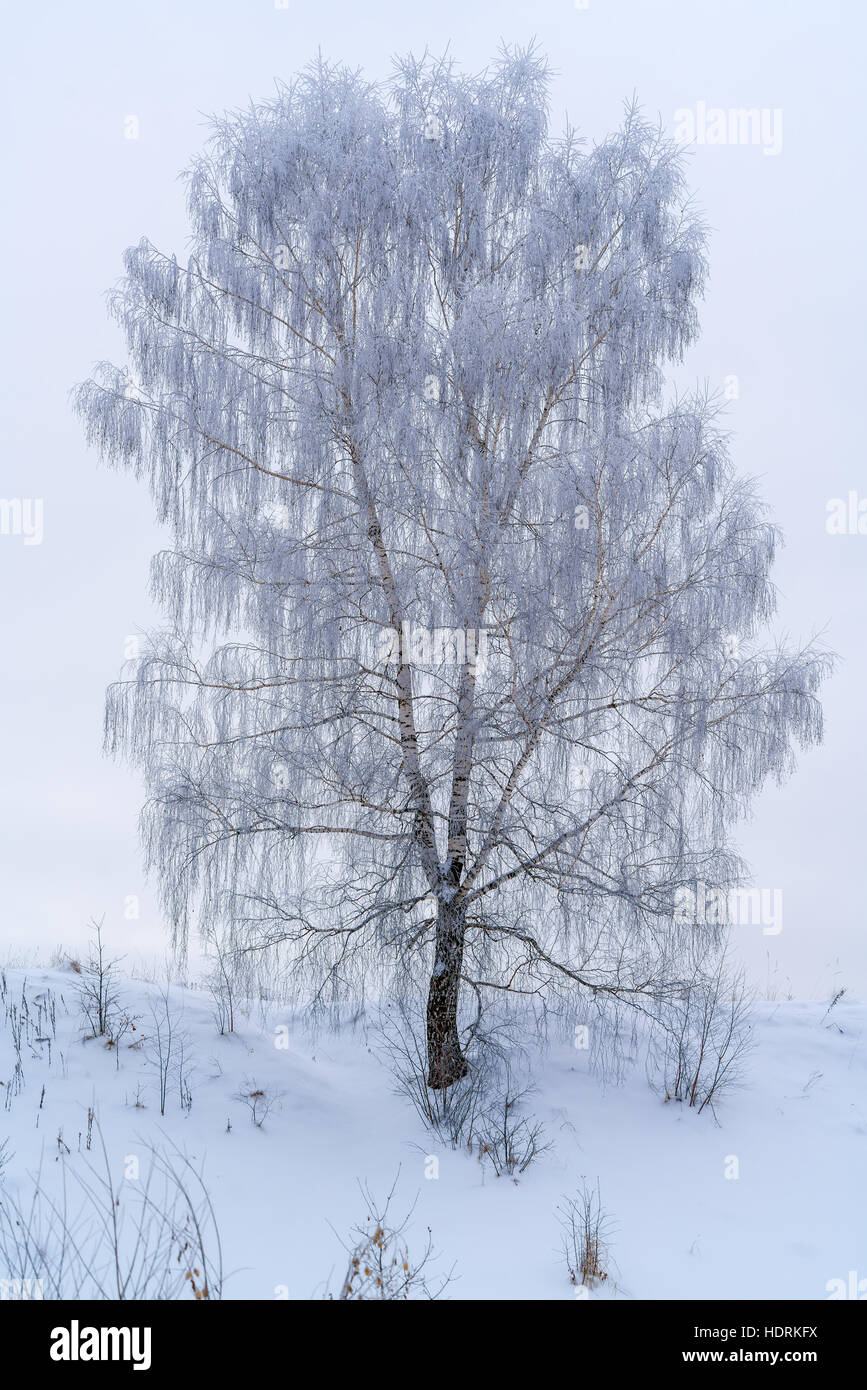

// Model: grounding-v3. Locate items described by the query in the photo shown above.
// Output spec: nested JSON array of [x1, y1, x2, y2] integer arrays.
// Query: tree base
[[427, 1055, 469, 1091]]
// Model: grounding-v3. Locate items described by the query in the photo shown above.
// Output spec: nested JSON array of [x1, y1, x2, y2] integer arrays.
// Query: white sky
[[0, 0, 864, 995]]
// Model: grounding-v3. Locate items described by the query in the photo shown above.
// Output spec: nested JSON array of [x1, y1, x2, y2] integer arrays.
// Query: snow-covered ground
[[1, 962, 863, 1300]]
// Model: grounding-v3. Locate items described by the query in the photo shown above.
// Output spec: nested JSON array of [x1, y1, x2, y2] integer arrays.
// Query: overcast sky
[[1, 0, 864, 994]]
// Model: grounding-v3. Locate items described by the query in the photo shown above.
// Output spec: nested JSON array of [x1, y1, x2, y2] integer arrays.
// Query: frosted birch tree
[[77, 50, 829, 1089]]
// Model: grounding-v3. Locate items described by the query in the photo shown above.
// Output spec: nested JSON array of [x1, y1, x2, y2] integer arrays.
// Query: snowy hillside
[[0, 962, 862, 1301]]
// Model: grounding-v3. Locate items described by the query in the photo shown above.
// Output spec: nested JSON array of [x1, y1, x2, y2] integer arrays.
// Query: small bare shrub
[[205, 931, 239, 1035], [329, 1179, 451, 1300], [648, 951, 754, 1117], [558, 1179, 613, 1290], [144, 977, 193, 1116], [375, 998, 524, 1150], [475, 1089, 548, 1177], [0, 1125, 222, 1299], [235, 1078, 281, 1128], [76, 918, 126, 1039], [105, 1008, 139, 1067]]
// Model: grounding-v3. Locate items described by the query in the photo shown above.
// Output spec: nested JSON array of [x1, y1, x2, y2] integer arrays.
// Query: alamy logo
[[673, 881, 783, 936], [50, 1320, 152, 1371], [826, 492, 867, 535], [0, 1278, 43, 1299], [673, 102, 783, 156], [0, 497, 44, 545], [826, 1270, 867, 1300], [372, 623, 489, 675]]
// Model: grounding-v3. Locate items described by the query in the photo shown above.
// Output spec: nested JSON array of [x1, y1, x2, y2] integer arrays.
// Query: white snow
[[1, 964, 863, 1300]]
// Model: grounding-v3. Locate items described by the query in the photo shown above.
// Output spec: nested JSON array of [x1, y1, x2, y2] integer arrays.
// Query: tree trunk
[[426, 900, 468, 1089]]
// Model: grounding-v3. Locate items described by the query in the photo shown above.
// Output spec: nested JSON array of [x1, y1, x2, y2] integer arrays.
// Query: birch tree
[[77, 50, 829, 1089]]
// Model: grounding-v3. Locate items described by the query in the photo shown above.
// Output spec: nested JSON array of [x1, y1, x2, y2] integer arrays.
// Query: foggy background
[[1, 0, 863, 995]]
